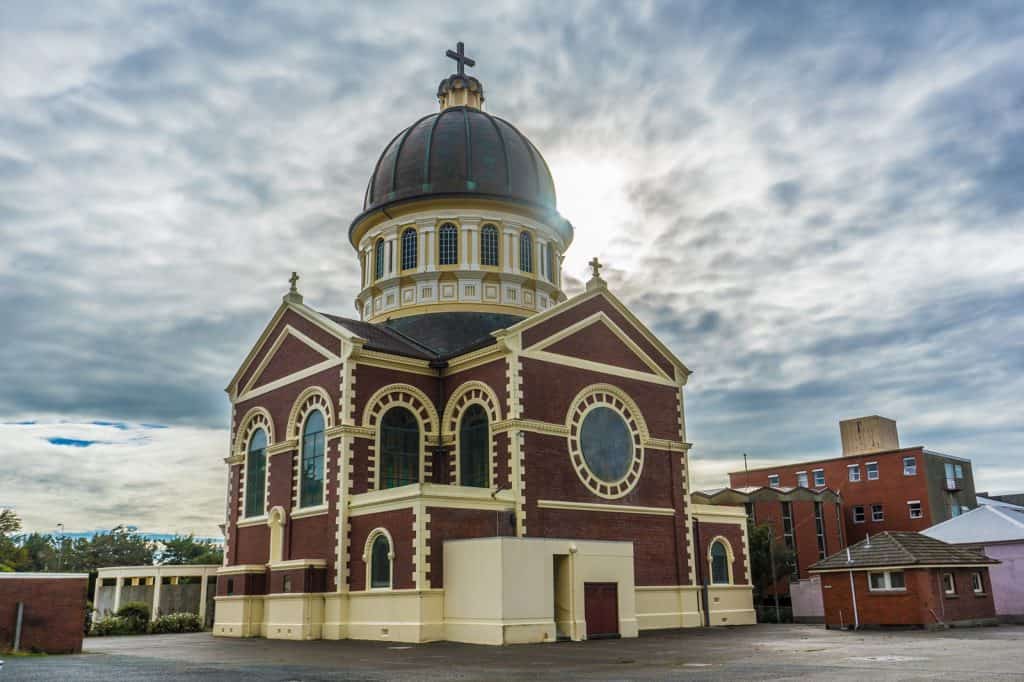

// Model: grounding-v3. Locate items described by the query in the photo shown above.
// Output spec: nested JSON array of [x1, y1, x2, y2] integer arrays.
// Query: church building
[[213, 44, 755, 644]]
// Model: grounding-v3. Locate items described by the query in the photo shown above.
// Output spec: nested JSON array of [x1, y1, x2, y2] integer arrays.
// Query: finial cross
[[446, 41, 476, 77], [589, 257, 603, 279], [289, 271, 299, 293]]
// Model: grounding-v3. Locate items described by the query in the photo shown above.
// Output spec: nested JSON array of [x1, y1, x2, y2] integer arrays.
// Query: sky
[[2, 1, 1022, 536]]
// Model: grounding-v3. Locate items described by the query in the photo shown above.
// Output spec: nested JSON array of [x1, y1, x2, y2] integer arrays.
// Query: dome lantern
[[438, 41, 484, 111]]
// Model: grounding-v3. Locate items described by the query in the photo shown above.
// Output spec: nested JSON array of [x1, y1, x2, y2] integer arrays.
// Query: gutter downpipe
[[846, 547, 860, 630], [692, 519, 710, 627]]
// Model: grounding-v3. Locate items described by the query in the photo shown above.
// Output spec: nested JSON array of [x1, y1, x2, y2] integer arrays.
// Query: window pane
[[797, 472, 808, 487], [481, 224, 499, 266], [439, 223, 458, 265], [519, 232, 533, 272], [371, 535, 391, 588], [711, 541, 730, 584], [459, 404, 489, 488], [245, 428, 267, 517], [401, 229, 417, 270], [374, 239, 385, 279], [889, 571, 905, 589], [300, 411, 325, 507], [869, 573, 885, 589], [381, 407, 419, 489], [579, 407, 632, 482]]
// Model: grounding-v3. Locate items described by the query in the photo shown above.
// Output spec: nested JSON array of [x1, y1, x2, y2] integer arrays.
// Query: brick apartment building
[[728, 416, 978, 581]]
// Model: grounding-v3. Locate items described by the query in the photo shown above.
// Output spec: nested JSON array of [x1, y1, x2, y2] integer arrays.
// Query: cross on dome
[[446, 41, 475, 77]]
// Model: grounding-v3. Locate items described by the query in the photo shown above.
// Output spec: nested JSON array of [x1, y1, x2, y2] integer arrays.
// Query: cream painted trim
[[356, 350, 435, 377], [362, 528, 396, 590], [634, 585, 703, 591], [493, 418, 569, 437], [240, 324, 338, 396], [442, 344, 505, 375], [443, 381, 501, 487], [521, 349, 678, 387], [269, 559, 327, 570], [349, 483, 515, 517], [236, 358, 343, 403], [707, 535, 736, 585], [217, 564, 267, 576], [810, 564, 996, 574], [536, 499, 676, 516], [267, 440, 298, 456], [646, 438, 692, 452], [691, 503, 748, 520], [325, 425, 375, 439], [286, 386, 335, 440], [236, 515, 268, 528], [529, 311, 671, 381], [361, 383, 439, 433], [291, 504, 329, 520]]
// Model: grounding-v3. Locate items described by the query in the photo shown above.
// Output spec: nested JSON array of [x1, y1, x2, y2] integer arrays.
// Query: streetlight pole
[[56, 523, 64, 571]]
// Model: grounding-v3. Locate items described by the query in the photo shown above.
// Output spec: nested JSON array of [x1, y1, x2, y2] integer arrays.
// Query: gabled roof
[[922, 505, 1024, 545], [977, 495, 1024, 511], [693, 486, 841, 505], [809, 531, 997, 572]]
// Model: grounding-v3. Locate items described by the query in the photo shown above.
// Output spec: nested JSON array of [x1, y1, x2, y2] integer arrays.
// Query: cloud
[[1, 1, 1023, 533]]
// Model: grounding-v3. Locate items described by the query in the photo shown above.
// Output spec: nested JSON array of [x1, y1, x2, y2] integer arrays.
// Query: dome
[[359, 106, 558, 218]]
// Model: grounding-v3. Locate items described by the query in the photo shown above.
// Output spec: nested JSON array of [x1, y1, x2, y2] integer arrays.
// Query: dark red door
[[584, 582, 620, 639]]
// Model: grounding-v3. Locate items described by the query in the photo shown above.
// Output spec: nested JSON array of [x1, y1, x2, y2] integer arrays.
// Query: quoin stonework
[[213, 43, 755, 645]]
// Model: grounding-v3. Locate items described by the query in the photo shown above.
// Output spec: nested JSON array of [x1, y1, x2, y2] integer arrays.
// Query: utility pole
[[767, 525, 780, 623], [56, 523, 64, 571], [743, 453, 749, 488]]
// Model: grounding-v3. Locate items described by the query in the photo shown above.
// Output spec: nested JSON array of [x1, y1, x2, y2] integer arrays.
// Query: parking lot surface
[[2, 624, 1022, 680]]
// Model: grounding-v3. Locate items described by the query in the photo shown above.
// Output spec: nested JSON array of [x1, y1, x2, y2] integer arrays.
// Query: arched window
[[439, 223, 458, 265], [244, 429, 267, 517], [299, 410, 325, 507], [370, 533, 392, 589], [480, 224, 499, 266], [519, 232, 533, 273], [380, 407, 419, 489], [710, 540, 731, 584], [401, 228, 417, 270], [374, 238, 385, 280], [459, 404, 489, 487], [547, 247, 557, 282]]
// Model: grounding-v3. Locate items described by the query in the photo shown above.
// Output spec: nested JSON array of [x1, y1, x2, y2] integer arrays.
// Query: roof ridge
[[991, 505, 1024, 530], [878, 531, 918, 564], [377, 322, 441, 358]]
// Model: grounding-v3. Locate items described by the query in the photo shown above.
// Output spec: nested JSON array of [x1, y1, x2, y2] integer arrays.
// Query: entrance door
[[584, 582, 619, 639]]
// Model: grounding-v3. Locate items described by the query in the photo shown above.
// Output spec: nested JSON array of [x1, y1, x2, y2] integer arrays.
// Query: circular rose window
[[567, 388, 644, 498]]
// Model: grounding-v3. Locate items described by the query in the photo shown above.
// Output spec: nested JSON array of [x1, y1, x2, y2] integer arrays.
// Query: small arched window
[[244, 428, 267, 517], [519, 232, 533, 273], [711, 540, 731, 584], [380, 407, 419, 489], [370, 533, 392, 589], [300, 410, 325, 507], [459, 405, 489, 487], [547, 247, 557, 283], [401, 228, 417, 270], [480, 224, 499, 266], [374, 238, 385, 280], [439, 223, 458, 265]]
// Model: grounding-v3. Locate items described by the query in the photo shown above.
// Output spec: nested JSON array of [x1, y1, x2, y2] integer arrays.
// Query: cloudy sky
[[2, 1, 1022, 536]]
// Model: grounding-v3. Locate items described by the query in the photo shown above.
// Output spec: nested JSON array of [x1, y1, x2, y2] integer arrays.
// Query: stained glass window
[[244, 428, 267, 518], [380, 407, 419, 488], [401, 228, 417, 270], [481, 224, 499, 266], [459, 404, 488, 487], [579, 407, 632, 482], [300, 410, 325, 507], [439, 223, 458, 265]]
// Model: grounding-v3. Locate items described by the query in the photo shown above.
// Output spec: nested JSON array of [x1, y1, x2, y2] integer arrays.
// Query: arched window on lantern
[[374, 238, 385, 280], [459, 404, 489, 487], [439, 223, 458, 265], [480, 224, 499, 266], [710, 539, 731, 585], [401, 228, 418, 270], [299, 410, 325, 507], [380, 407, 419, 489], [244, 428, 267, 518], [519, 231, 533, 273]]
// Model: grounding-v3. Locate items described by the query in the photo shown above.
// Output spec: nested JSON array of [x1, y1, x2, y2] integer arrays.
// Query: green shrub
[[149, 612, 203, 634], [115, 601, 150, 623], [91, 616, 137, 636]]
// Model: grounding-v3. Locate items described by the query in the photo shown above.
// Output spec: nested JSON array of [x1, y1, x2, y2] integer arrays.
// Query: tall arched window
[[380, 407, 419, 489], [710, 540, 731, 584], [244, 429, 267, 517], [401, 228, 417, 270], [300, 410, 325, 507], [480, 224, 499, 266], [547, 247, 557, 282], [519, 232, 533, 273], [459, 405, 489, 487], [439, 223, 458, 265], [370, 533, 392, 588], [374, 238, 385, 280]]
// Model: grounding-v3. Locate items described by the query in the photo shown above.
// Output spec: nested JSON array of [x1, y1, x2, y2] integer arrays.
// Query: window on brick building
[[244, 428, 267, 518], [796, 471, 808, 487], [955, 463, 964, 479], [853, 505, 866, 523], [226, 578, 235, 595], [869, 571, 906, 591], [814, 501, 827, 559], [781, 502, 795, 552], [908, 501, 922, 519], [710, 540, 731, 584], [871, 504, 884, 522], [369, 532, 393, 589], [866, 462, 879, 480], [768, 474, 780, 488], [300, 410, 326, 507], [282, 575, 292, 593], [943, 572, 956, 595], [972, 572, 984, 593], [903, 456, 917, 475], [380, 407, 420, 489], [848, 464, 861, 482], [459, 404, 489, 488], [813, 469, 825, 487]]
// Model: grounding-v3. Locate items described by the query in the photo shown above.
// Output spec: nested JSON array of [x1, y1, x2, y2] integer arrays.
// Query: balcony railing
[[945, 478, 962, 491]]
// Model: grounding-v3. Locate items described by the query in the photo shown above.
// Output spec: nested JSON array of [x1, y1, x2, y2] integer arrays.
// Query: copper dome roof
[[360, 106, 557, 216]]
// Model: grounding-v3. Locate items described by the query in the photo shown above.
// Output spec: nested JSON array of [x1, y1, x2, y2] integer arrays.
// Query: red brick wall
[[237, 309, 340, 390], [752, 499, 845, 581], [935, 568, 996, 623], [234, 524, 269, 566], [348, 509, 415, 591], [697, 521, 749, 586], [427, 507, 514, 588], [543, 323, 652, 373], [268, 567, 327, 594], [216, 571, 266, 597], [0, 576, 87, 653]]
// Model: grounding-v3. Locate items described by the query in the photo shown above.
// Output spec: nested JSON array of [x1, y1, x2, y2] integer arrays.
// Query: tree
[[0, 508, 26, 571], [160, 534, 223, 565], [747, 522, 796, 604], [18, 532, 59, 572], [0, 508, 22, 534], [62, 531, 156, 572]]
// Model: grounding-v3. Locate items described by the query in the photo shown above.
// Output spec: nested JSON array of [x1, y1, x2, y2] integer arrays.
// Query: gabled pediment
[[530, 312, 671, 380]]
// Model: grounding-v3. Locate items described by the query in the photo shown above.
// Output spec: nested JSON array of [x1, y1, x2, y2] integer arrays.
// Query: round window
[[580, 407, 633, 482]]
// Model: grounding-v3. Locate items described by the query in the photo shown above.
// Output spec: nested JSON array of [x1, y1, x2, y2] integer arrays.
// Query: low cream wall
[[264, 593, 325, 640], [213, 595, 265, 638], [635, 586, 703, 630], [347, 589, 445, 643], [707, 585, 756, 626]]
